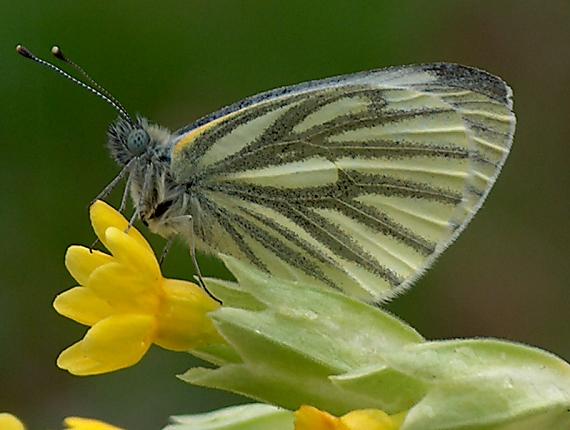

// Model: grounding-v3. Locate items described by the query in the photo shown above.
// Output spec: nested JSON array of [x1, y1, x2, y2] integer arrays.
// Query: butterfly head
[[16, 45, 186, 240], [107, 117, 177, 226], [106, 115, 185, 237], [107, 116, 162, 166]]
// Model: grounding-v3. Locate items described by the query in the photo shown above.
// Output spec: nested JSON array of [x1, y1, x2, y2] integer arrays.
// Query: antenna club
[[16, 44, 33, 59], [16, 43, 135, 126], [51, 46, 66, 60]]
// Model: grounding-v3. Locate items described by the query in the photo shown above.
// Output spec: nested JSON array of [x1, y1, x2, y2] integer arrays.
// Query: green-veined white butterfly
[[18, 45, 515, 303]]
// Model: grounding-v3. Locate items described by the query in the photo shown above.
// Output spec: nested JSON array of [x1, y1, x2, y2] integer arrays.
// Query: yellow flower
[[0, 413, 25, 430], [294, 405, 406, 430], [63, 416, 124, 430], [0, 415, 123, 430], [54, 200, 222, 375]]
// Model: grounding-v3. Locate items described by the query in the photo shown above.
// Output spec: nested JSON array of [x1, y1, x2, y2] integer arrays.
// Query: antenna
[[16, 44, 134, 125], [51, 46, 131, 122]]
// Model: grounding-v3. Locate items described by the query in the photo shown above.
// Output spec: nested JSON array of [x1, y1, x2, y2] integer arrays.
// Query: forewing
[[171, 64, 515, 302]]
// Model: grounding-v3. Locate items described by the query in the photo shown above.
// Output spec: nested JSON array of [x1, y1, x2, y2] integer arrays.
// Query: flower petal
[[64, 417, 124, 430], [82, 314, 155, 367], [57, 341, 105, 376], [58, 314, 155, 375], [90, 200, 152, 253], [294, 406, 348, 430], [104, 227, 160, 280], [65, 246, 113, 286], [53, 287, 114, 325], [88, 262, 160, 312], [154, 279, 222, 351], [341, 409, 402, 430], [0, 414, 25, 430]]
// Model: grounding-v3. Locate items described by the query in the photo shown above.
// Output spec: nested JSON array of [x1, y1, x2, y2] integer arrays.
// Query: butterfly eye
[[127, 129, 150, 156]]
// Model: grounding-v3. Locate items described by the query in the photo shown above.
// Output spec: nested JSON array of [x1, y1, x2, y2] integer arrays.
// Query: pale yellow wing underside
[[171, 64, 515, 302]]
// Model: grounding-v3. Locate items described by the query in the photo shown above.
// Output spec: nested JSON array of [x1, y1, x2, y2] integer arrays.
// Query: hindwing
[[170, 63, 515, 302]]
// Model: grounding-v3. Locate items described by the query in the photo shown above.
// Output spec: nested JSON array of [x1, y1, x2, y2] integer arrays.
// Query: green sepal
[[384, 339, 570, 429], [331, 365, 428, 412], [164, 403, 293, 430], [184, 255, 423, 413], [182, 256, 570, 429]]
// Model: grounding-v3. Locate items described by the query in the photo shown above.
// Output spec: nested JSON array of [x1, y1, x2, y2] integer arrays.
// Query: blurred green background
[[1, 1, 569, 428]]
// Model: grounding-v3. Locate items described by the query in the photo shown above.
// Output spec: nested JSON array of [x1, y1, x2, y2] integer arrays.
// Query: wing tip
[[422, 63, 514, 108]]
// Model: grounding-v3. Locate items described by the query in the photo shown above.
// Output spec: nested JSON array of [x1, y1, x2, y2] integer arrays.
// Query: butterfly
[[18, 45, 515, 302]]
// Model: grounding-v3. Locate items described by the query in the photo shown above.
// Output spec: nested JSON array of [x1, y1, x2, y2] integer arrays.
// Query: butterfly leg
[[159, 236, 175, 266], [88, 160, 137, 251], [126, 208, 139, 232], [91, 157, 135, 205], [89, 237, 99, 253], [167, 213, 222, 304], [118, 171, 133, 213], [126, 162, 151, 232]]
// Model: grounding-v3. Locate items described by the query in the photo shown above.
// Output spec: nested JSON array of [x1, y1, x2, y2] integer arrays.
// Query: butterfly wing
[[170, 63, 515, 302]]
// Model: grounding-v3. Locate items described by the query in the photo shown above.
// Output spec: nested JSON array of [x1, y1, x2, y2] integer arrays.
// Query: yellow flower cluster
[[0, 414, 122, 430], [46, 201, 408, 427], [63, 417, 124, 430], [54, 201, 222, 375], [0, 414, 24, 430], [294, 405, 406, 430], [2, 408, 406, 430]]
